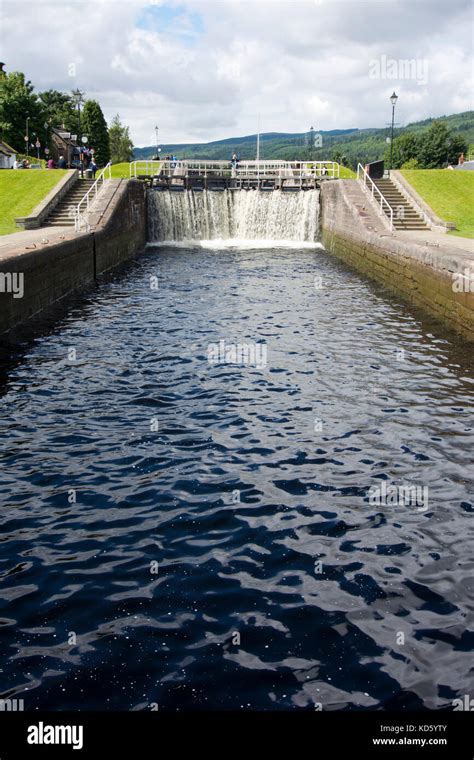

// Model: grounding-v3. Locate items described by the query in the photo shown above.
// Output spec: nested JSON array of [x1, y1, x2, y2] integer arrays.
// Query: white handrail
[[129, 159, 340, 181], [75, 162, 112, 232], [357, 163, 393, 231]]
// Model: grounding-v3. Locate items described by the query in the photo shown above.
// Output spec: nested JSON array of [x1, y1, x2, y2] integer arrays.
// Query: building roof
[[51, 126, 78, 146], [0, 140, 16, 155]]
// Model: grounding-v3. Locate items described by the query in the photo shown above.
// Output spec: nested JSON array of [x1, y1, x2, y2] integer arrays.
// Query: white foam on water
[[147, 238, 324, 250]]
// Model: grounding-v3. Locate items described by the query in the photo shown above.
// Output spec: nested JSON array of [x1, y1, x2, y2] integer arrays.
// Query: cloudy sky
[[1, 0, 473, 147]]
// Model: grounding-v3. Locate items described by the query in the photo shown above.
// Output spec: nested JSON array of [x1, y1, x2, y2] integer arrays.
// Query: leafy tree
[[38, 90, 76, 131], [0, 70, 42, 152], [417, 121, 450, 168], [447, 132, 468, 165], [384, 131, 419, 169], [81, 99, 110, 166], [331, 149, 349, 167], [108, 114, 134, 163]]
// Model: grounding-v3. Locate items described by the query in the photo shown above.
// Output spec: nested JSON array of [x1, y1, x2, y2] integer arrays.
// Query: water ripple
[[0, 244, 473, 710]]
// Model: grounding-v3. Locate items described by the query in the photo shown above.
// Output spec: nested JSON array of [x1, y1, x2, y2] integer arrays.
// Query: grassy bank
[[108, 163, 134, 179], [0, 170, 67, 236], [338, 166, 356, 179], [401, 169, 474, 238]]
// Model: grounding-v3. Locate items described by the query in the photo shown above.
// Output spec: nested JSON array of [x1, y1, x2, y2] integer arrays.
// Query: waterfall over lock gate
[[147, 188, 320, 243]]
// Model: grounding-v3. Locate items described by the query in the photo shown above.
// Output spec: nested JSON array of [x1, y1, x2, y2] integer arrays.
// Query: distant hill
[[133, 112, 474, 169]]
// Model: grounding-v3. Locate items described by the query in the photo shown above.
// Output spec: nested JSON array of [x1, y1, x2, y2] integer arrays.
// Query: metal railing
[[129, 159, 340, 181], [75, 162, 112, 232], [130, 160, 162, 178], [357, 163, 393, 231]]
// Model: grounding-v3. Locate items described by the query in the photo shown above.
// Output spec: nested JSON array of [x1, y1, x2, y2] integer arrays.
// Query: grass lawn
[[108, 162, 136, 179], [401, 169, 474, 238], [338, 166, 356, 179], [0, 170, 67, 236]]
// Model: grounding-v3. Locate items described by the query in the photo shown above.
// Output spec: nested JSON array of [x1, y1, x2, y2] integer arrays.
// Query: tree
[[383, 131, 419, 169], [447, 132, 468, 165], [417, 120, 468, 168], [38, 90, 76, 131], [331, 149, 349, 167], [0, 71, 42, 152], [401, 158, 419, 169], [81, 99, 110, 166], [417, 121, 449, 168], [108, 114, 134, 163]]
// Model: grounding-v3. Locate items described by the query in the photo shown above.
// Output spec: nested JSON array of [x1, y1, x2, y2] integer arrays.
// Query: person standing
[[89, 158, 97, 178]]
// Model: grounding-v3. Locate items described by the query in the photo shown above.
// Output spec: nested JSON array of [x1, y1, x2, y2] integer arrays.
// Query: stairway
[[371, 177, 429, 231], [42, 178, 95, 227]]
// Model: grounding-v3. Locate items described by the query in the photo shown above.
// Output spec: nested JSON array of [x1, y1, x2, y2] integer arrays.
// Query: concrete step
[[371, 177, 429, 229], [390, 210, 424, 215], [393, 224, 429, 229], [41, 177, 98, 227], [393, 220, 428, 225]]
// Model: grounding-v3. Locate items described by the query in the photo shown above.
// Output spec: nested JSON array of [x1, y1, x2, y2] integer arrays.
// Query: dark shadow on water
[[0, 248, 148, 396]]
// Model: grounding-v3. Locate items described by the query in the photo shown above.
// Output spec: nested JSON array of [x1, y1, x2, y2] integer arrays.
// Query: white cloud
[[0, 0, 472, 147]]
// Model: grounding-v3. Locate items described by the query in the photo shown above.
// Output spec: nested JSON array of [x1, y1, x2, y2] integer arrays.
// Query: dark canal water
[[0, 243, 473, 710]]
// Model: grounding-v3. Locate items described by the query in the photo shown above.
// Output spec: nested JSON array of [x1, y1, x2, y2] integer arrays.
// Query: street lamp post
[[154, 125, 159, 160], [25, 116, 30, 157], [389, 91, 398, 176], [308, 125, 315, 162], [71, 88, 85, 176], [44, 121, 49, 158]]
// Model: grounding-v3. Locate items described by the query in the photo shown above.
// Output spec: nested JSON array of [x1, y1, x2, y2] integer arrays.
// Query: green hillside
[[134, 111, 474, 169]]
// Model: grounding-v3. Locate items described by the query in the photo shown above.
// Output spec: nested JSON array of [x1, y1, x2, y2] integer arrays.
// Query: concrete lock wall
[[0, 179, 147, 335], [93, 179, 148, 274], [320, 180, 474, 342], [0, 235, 95, 335]]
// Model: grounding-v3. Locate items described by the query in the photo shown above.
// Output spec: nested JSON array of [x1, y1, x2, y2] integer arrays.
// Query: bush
[[15, 152, 47, 168], [401, 158, 419, 169]]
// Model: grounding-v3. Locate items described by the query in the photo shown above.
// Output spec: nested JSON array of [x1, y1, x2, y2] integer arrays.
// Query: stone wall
[[320, 180, 474, 341], [93, 179, 148, 274], [0, 234, 94, 335], [0, 179, 147, 335]]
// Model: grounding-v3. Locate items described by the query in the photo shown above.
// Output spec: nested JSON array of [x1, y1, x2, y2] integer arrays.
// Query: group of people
[[13, 153, 97, 176], [13, 158, 33, 169], [230, 152, 240, 177], [164, 154, 178, 161]]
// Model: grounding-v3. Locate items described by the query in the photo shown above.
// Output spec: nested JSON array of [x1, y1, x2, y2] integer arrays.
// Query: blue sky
[[137, 3, 204, 45]]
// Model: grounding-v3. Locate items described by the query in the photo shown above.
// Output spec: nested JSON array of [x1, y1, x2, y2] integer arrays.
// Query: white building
[[0, 140, 16, 169]]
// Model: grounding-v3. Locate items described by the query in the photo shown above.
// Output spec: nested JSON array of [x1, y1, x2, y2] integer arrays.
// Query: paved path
[[402, 230, 473, 254], [0, 225, 79, 264], [0, 181, 123, 264]]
